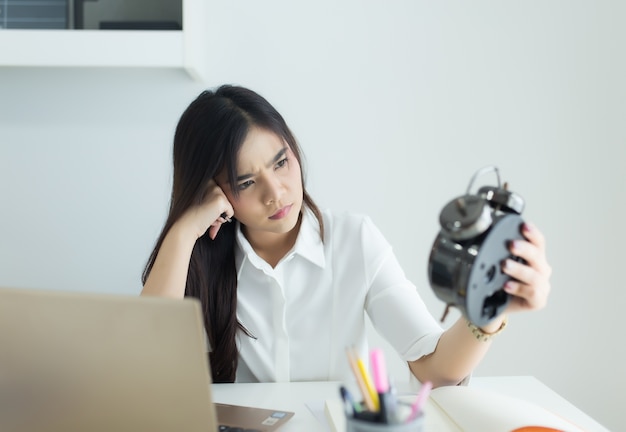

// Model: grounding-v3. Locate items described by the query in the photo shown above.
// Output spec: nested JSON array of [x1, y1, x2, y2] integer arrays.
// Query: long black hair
[[142, 85, 324, 382]]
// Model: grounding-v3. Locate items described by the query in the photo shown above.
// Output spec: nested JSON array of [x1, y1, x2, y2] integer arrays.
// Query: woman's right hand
[[176, 179, 234, 241], [141, 180, 233, 298]]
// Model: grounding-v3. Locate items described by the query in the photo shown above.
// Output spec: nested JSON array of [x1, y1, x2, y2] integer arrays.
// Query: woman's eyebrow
[[235, 147, 288, 182]]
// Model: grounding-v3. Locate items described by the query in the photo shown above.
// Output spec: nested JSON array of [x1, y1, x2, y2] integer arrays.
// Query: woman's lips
[[269, 204, 292, 220]]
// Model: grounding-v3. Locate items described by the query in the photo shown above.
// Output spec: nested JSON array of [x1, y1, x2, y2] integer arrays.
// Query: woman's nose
[[263, 175, 284, 206]]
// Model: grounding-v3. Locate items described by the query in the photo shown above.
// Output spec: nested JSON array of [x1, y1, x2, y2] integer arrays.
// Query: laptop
[[0, 287, 294, 432]]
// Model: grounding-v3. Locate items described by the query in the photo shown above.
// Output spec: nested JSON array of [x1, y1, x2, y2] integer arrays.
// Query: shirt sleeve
[[360, 216, 445, 362]]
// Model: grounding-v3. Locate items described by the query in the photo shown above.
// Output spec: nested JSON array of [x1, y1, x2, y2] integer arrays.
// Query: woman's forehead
[[236, 128, 288, 171], [216, 128, 289, 184]]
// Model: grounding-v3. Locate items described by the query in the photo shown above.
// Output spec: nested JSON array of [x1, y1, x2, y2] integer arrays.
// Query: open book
[[325, 385, 587, 432]]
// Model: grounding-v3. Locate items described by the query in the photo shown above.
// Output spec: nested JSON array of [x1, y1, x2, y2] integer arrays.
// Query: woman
[[141, 85, 551, 386]]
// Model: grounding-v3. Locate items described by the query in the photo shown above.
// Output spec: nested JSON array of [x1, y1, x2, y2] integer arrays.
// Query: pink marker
[[406, 381, 432, 422], [370, 349, 389, 393], [370, 349, 398, 423]]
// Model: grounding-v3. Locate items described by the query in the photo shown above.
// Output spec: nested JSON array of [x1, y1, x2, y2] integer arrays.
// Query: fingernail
[[504, 281, 515, 292], [523, 222, 534, 233]]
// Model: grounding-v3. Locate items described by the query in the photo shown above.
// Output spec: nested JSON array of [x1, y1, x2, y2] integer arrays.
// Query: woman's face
[[218, 126, 304, 243]]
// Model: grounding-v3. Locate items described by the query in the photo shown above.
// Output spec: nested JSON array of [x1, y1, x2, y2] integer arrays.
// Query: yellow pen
[[355, 353, 380, 412]]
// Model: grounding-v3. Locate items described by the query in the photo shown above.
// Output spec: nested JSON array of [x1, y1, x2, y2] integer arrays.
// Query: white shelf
[[0, 0, 208, 81], [0, 30, 183, 67]]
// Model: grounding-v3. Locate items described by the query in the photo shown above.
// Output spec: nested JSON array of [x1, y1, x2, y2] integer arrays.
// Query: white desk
[[212, 376, 609, 432]]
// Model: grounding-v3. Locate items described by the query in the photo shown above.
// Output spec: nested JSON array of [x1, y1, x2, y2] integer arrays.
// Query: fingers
[[506, 222, 552, 279], [502, 265, 550, 312], [501, 222, 552, 313], [207, 211, 234, 240], [208, 224, 222, 241], [177, 179, 235, 240], [199, 179, 235, 240], [521, 222, 546, 252]]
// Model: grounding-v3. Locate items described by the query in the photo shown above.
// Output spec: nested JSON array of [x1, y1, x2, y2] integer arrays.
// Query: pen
[[345, 346, 377, 412], [405, 380, 432, 423], [355, 353, 380, 412], [340, 385, 362, 416]]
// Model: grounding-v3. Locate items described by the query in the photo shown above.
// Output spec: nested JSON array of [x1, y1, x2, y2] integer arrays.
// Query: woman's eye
[[276, 158, 288, 169], [238, 180, 254, 190]]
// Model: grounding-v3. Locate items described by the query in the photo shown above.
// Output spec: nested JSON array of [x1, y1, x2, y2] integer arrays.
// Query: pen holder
[[345, 414, 424, 432]]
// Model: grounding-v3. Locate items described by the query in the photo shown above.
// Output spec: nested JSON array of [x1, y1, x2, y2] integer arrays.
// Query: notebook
[[0, 287, 294, 432]]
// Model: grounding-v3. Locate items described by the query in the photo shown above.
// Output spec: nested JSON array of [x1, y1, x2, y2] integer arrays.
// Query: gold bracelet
[[466, 315, 508, 342]]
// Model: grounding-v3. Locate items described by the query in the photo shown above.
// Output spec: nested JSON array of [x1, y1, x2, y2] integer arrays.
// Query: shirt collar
[[292, 206, 326, 268], [235, 206, 326, 274]]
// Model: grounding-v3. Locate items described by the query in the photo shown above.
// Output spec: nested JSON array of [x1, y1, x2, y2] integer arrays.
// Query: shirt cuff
[[401, 330, 445, 362]]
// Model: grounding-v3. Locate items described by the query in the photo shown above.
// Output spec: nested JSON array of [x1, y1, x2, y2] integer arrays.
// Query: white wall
[[1, 1, 623, 430]]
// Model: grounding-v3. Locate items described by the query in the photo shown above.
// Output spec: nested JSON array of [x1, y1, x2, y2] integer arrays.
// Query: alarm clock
[[428, 166, 525, 327]]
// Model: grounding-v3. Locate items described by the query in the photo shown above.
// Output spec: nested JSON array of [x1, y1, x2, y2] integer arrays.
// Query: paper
[[306, 400, 333, 431], [324, 398, 346, 432], [429, 386, 585, 432]]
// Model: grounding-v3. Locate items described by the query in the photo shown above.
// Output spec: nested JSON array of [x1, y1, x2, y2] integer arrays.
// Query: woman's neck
[[243, 215, 302, 268]]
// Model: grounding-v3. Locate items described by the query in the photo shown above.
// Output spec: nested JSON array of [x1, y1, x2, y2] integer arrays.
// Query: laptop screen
[[0, 287, 294, 432]]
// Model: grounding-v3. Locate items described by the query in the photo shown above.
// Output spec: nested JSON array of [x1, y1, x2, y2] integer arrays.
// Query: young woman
[[141, 85, 551, 386]]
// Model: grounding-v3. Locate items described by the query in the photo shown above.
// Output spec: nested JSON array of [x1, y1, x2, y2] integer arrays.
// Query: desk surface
[[212, 376, 609, 432]]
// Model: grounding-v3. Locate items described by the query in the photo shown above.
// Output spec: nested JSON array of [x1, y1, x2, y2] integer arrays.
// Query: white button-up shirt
[[233, 207, 444, 383]]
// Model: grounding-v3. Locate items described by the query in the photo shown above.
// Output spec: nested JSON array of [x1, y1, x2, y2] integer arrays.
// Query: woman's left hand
[[502, 222, 552, 313]]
